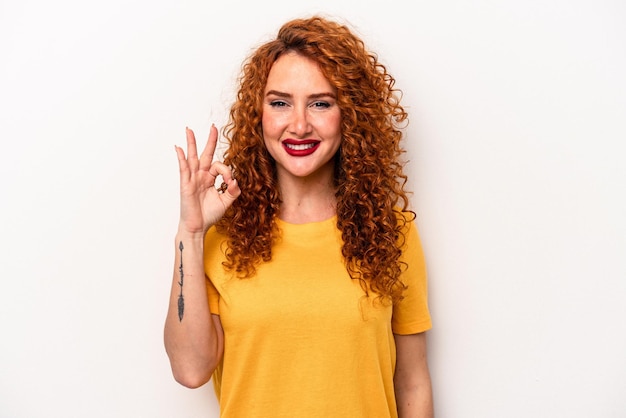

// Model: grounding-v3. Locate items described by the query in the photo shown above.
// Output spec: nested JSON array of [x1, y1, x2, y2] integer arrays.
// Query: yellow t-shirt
[[203, 216, 431, 418]]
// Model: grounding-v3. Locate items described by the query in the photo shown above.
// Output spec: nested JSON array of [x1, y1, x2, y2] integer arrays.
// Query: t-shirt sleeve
[[391, 219, 432, 334]]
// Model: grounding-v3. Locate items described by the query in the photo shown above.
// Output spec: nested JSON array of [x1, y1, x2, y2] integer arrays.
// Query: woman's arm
[[164, 126, 239, 388], [164, 230, 224, 388], [394, 332, 434, 418]]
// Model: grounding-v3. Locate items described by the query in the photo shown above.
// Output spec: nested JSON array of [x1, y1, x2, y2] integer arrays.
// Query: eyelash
[[269, 100, 331, 108], [313, 101, 331, 108], [269, 100, 288, 107]]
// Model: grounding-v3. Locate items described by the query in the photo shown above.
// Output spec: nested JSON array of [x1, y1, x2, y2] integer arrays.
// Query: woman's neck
[[276, 168, 337, 224]]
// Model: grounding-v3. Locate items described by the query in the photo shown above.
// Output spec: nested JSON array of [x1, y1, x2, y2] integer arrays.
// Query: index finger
[[199, 124, 219, 171]]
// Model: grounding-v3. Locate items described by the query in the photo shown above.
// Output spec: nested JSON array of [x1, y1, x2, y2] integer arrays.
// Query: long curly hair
[[217, 16, 415, 303]]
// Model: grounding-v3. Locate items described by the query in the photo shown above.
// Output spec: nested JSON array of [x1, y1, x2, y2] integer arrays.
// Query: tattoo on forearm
[[177, 241, 185, 322]]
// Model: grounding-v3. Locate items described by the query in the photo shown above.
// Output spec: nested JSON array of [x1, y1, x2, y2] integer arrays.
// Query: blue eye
[[270, 100, 288, 107]]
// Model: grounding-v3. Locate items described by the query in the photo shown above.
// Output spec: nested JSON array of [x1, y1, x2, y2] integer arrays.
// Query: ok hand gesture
[[175, 125, 241, 235]]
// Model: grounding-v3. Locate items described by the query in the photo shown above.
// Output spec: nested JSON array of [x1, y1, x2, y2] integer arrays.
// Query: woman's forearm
[[164, 230, 223, 388]]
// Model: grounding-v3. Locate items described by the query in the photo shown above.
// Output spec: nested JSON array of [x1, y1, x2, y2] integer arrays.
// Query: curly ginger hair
[[217, 16, 415, 303]]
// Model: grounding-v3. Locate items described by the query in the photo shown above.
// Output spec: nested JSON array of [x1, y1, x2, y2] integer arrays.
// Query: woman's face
[[262, 51, 342, 184]]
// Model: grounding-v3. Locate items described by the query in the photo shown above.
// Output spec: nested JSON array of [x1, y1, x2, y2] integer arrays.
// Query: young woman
[[165, 16, 433, 418]]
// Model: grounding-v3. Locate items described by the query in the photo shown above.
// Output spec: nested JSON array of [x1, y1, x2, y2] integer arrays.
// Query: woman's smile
[[282, 139, 321, 156]]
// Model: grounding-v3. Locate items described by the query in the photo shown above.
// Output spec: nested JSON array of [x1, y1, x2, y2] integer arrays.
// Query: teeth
[[285, 142, 316, 151]]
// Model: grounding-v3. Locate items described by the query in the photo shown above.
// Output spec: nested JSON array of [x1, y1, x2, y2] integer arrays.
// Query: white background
[[1, 0, 625, 417]]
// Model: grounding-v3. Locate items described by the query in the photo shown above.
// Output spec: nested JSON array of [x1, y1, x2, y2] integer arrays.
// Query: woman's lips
[[282, 139, 321, 156]]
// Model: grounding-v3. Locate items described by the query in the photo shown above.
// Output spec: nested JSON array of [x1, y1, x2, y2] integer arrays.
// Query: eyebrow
[[265, 90, 337, 99]]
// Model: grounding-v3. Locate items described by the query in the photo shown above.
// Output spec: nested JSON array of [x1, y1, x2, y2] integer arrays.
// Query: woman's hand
[[175, 125, 241, 235]]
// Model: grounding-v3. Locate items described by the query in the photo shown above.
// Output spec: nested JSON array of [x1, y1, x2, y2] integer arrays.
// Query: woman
[[165, 16, 433, 418]]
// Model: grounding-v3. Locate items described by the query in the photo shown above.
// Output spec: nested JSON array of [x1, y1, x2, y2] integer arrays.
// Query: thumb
[[220, 179, 241, 207]]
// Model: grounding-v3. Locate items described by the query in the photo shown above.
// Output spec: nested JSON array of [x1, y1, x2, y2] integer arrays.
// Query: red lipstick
[[282, 139, 321, 157]]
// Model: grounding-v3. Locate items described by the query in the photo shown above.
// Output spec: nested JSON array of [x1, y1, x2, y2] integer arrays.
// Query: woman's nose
[[288, 107, 312, 137]]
